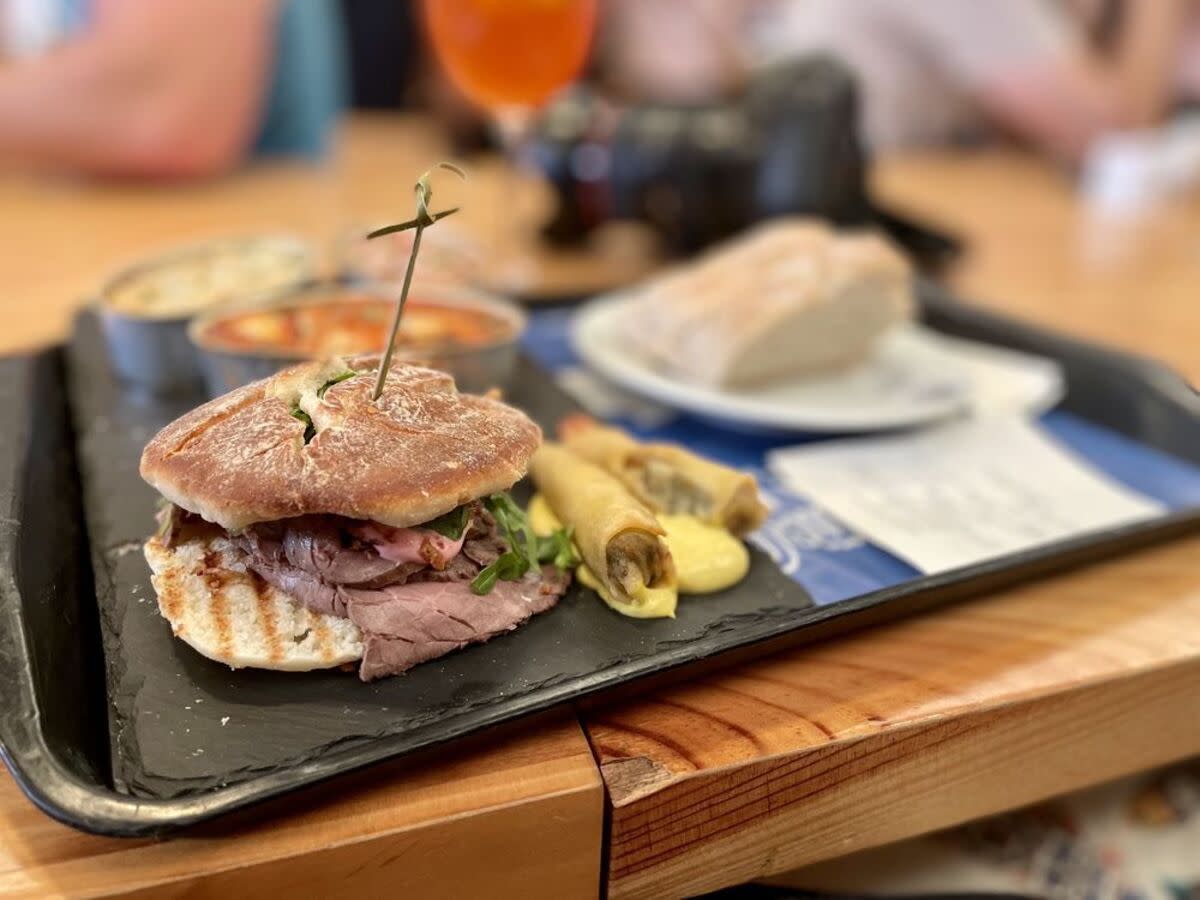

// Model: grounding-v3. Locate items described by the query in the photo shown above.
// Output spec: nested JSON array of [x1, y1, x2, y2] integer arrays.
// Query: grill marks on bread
[[209, 576, 233, 660], [309, 617, 334, 663], [144, 517, 571, 678], [248, 573, 283, 663], [145, 534, 364, 671]]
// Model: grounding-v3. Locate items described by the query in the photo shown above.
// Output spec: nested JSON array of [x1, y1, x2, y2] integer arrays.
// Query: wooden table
[[0, 719, 602, 899], [876, 153, 1200, 385], [3, 118, 1200, 899]]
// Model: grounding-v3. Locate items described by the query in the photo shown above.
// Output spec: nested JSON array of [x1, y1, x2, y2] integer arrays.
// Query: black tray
[[2, 286, 1199, 836]]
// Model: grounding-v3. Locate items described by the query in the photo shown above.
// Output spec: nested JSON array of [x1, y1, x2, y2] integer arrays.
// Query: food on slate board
[[532, 421, 761, 604], [140, 355, 575, 681], [192, 293, 514, 359], [559, 415, 768, 536], [622, 217, 913, 387], [529, 443, 678, 619]]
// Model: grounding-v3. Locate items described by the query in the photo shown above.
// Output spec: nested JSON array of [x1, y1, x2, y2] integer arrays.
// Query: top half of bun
[[140, 355, 541, 531]]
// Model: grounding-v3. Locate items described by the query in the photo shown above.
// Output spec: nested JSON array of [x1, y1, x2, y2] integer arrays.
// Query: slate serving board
[[2, 291, 1199, 836], [67, 311, 809, 802]]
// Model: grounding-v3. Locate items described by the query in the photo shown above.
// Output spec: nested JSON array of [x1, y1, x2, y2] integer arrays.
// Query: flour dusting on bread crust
[[140, 356, 542, 531]]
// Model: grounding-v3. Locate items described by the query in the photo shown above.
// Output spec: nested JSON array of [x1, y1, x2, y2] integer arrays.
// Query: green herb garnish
[[468, 493, 577, 595], [316, 370, 355, 399], [538, 526, 579, 570], [291, 406, 316, 444], [485, 494, 538, 567], [470, 550, 530, 595], [424, 504, 471, 540], [369, 161, 466, 401]]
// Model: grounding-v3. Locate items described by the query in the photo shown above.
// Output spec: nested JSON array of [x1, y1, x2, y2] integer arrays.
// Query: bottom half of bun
[[145, 534, 365, 672]]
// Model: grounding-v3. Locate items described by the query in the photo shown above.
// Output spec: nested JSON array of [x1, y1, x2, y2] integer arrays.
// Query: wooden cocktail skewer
[[368, 162, 466, 400]]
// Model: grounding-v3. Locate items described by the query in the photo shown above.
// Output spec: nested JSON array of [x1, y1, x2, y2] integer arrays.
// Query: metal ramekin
[[97, 235, 317, 396], [188, 282, 528, 398]]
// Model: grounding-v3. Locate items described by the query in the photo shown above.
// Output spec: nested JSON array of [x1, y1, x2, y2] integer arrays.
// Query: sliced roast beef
[[251, 562, 354, 618], [281, 517, 414, 585], [235, 506, 514, 612], [356, 567, 570, 681], [462, 532, 507, 568], [229, 507, 569, 680], [234, 521, 285, 565], [237, 517, 420, 587], [245, 540, 487, 617], [237, 516, 458, 590], [349, 521, 468, 570], [413, 551, 481, 583], [459, 506, 508, 567]]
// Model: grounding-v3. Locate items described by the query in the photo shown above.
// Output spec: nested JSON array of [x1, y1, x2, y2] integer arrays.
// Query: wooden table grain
[[588, 151, 1200, 899], [0, 115, 658, 354], [0, 716, 602, 899], [876, 151, 1200, 385], [3, 118, 1200, 899]]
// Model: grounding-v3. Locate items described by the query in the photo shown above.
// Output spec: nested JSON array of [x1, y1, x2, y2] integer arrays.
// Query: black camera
[[527, 56, 957, 268]]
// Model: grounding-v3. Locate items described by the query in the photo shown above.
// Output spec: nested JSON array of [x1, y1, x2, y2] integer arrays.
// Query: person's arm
[[0, 0, 279, 178], [937, 1, 1192, 162]]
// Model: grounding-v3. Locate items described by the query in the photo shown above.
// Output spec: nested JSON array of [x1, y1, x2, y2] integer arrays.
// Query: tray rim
[[2, 284, 1199, 837]]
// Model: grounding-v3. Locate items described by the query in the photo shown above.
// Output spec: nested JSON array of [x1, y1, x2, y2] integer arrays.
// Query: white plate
[[571, 293, 1062, 433]]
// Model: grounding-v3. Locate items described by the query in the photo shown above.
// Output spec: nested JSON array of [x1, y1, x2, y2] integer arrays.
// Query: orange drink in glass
[[423, 0, 598, 112]]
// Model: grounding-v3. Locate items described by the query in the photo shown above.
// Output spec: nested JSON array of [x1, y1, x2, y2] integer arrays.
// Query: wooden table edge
[[600, 654, 1200, 898]]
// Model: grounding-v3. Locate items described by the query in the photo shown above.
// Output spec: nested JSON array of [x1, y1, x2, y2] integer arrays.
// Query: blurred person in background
[[601, 0, 1200, 164], [0, 0, 345, 178]]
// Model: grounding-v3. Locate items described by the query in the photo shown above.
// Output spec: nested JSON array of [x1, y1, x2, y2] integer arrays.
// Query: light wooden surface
[[588, 152, 1200, 899], [592, 540, 1200, 898], [0, 716, 602, 899], [0, 115, 658, 356], [876, 152, 1200, 385], [4, 117, 1200, 899]]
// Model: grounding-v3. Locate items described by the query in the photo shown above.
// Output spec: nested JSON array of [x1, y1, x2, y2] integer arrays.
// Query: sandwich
[[624, 218, 913, 387], [139, 355, 574, 681]]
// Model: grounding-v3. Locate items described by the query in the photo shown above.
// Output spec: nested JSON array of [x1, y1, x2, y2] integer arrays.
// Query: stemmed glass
[[422, 0, 599, 146]]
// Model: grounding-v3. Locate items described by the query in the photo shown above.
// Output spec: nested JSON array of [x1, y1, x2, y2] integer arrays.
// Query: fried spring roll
[[530, 443, 676, 610], [559, 417, 768, 535]]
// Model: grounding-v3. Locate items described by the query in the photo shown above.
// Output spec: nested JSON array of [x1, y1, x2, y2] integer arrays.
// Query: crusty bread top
[[140, 356, 541, 530]]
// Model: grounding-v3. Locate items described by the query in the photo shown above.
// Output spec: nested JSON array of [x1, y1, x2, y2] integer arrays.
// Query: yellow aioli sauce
[[657, 514, 749, 594], [527, 494, 748, 619], [576, 564, 678, 620], [527, 494, 677, 618]]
